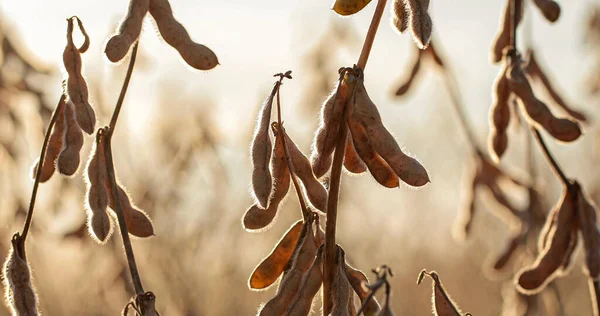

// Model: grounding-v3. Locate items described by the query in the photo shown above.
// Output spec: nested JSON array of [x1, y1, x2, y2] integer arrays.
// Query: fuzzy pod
[[391, 0, 408, 34], [352, 76, 430, 186], [311, 80, 348, 178], [30, 100, 67, 183], [576, 185, 600, 279], [286, 245, 324, 316], [491, 0, 523, 63], [57, 102, 84, 176], [249, 220, 303, 290], [332, 0, 372, 16], [105, 0, 149, 62], [330, 247, 352, 316], [488, 62, 511, 161], [85, 134, 113, 243], [417, 270, 466, 316], [394, 51, 422, 96], [405, 0, 433, 48], [343, 134, 367, 174], [106, 181, 155, 238], [525, 52, 587, 122], [533, 0, 560, 22], [3, 236, 40, 316], [508, 62, 581, 143], [251, 82, 278, 208], [345, 264, 380, 316], [515, 187, 577, 294], [243, 126, 290, 231], [283, 129, 328, 213], [148, 0, 218, 70], [63, 18, 96, 135]]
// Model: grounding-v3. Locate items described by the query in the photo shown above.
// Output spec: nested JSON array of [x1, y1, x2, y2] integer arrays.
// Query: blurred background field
[[0, 0, 600, 314]]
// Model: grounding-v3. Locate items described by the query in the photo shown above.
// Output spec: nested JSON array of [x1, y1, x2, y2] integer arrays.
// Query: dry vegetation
[[0, 0, 600, 315]]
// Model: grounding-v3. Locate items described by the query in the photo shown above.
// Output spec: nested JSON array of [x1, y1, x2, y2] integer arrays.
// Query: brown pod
[[259, 223, 317, 315], [405, 0, 432, 48], [508, 62, 581, 142], [525, 52, 587, 122], [576, 186, 600, 279], [345, 264, 381, 316], [243, 126, 291, 231], [533, 0, 560, 22], [417, 270, 467, 316], [488, 62, 511, 161], [353, 77, 430, 186], [106, 181, 155, 238], [491, 235, 521, 271], [558, 224, 579, 274], [85, 134, 113, 243], [424, 42, 444, 67], [57, 102, 84, 176], [249, 220, 303, 290], [515, 187, 576, 294], [104, 0, 149, 62], [283, 129, 328, 213], [31, 100, 67, 183], [3, 236, 40, 316], [394, 51, 421, 96], [347, 117, 399, 188], [391, 0, 408, 34], [344, 134, 367, 174], [148, 0, 218, 70], [311, 79, 348, 178], [286, 245, 324, 316], [491, 0, 523, 63], [330, 247, 351, 316], [63, 18, 96, 135], [251, 83, 278, 208]]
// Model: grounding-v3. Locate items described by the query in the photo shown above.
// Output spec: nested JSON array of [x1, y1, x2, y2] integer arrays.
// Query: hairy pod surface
[[249, 220, 303, 290], [106, 180, 155, 237], [417, 270, 465, 316], [85, 134, 113, 243], [488, 62, 511, 161], [57, 103, 84, 176], [332, 0, 372, 16], [343, 134, 367, 174], [31, 100, 67, 183], [3, 237, 40, 316], [405, 0, 432, 48], [391, 0, 408, 34], [148, 0, 218, 70], [345, 264, 380, 316], [330, 247, 351, 316], [286, 246, 324, 316], [491, 0, 523, 63], [105, 0, 149, 62]]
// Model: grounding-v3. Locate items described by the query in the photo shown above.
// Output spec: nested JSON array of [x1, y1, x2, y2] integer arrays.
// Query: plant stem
[[109, 42, 139, 132], [21, 94, 66, 242], [324, 0, 387, 313], [531, 127, 569, 186], [590, 278, 600, 316], [511, 0, 518, 50]]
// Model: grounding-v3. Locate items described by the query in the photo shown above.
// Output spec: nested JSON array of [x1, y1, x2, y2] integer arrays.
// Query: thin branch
[[511, 0, 518, 50], [531, 127, 570, 186], [591, 278, 600, 316], [21, 94, 66, 242], [357, 0, 388, 70], [109, 42, 139, 132]]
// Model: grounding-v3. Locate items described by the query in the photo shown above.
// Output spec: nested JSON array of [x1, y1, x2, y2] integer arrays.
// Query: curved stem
[[531, 127, 569, 186], [109, 42, 139, 132], [21, 94, 66, 242]]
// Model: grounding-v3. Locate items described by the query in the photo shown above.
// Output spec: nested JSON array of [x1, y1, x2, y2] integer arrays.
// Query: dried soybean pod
[[84, 132, 113, 243], [345, 264, 381, 316], [106, 181, 155, 238], [286, 245, 324, 316], [576, 186, 600, 279], [283, 129, 328, 212], [311, 78, 347, 178], [391, 0, 408, 34], [417, 270, 466, 316], [332, 0, 372, 16], [491, 0, 523, 63], [508, 62, 581, 142], [104, 0, 149, 62], [349, 290, 357, 316], [525, 52, 587, 122], [3, 235, 40, 316], [394, 49, 421, 96], [148, 0, 218, 70], [251, 82, 278, 208], [249, 220, 303, 290], [259, 224, 317, 316], [405, 0, 432, 48], [516, 187, 576, 294], [31, 100, 67, 183], [347, 117, 399, 188], [488, 62, 511, 161], [57, 103, 84, 176], [63, 18, 96, 135], [558, 224, 579, 274], [243, 126, 290, 231], [533, 0, 560, 22], [353, 77, 430, 186], [344, 134, 367, 174], [330, 247, 351, 316]]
